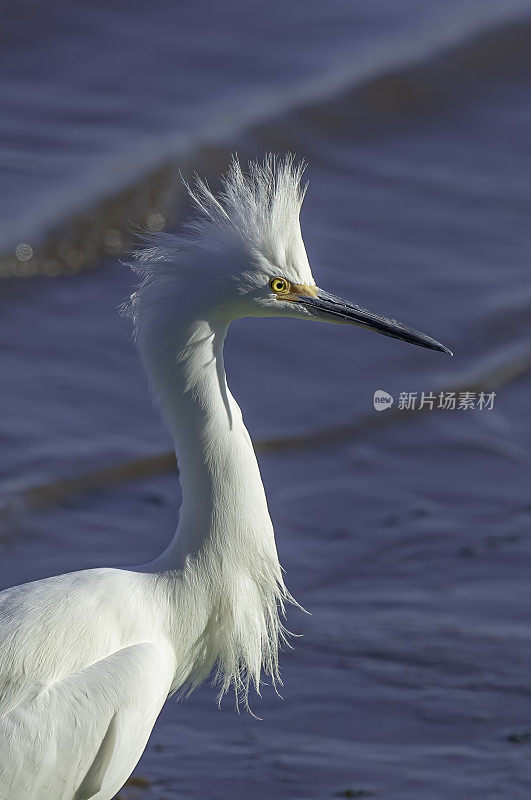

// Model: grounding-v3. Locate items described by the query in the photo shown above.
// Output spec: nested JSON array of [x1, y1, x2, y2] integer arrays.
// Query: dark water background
[[1, 1, 531, 798]]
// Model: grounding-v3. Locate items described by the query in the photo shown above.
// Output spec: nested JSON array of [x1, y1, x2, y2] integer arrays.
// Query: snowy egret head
[[129, 155, 451, 356]]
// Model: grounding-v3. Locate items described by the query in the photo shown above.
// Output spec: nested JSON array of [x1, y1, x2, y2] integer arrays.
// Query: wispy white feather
[[124, 154, 311, 319]]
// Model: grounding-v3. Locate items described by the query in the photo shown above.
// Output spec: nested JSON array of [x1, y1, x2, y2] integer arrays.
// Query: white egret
[[0, 155, 451, 799]]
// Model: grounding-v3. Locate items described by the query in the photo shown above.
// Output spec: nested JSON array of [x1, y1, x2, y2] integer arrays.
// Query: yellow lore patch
[[269, 278, 318, 301]]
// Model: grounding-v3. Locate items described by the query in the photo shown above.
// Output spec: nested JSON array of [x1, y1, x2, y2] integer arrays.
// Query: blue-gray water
[[1, 1, 531, 798]]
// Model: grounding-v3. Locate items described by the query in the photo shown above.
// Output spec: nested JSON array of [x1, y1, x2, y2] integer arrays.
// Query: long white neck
[[142, 313, 278, 570], [135, 301, 291, 701]]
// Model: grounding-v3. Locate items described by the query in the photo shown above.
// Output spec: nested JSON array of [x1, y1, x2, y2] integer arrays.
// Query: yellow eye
[[269, 277, 289, 294]]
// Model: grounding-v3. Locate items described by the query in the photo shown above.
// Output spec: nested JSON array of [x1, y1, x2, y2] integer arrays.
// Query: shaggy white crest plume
[[184, 153, 309, 274], [0, 154, 451, 800], [125, 154, 313, 326]]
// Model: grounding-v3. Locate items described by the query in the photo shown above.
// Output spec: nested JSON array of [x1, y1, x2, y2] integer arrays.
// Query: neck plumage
[[143, 313, 277, 567], [136, 303, 293, 702]]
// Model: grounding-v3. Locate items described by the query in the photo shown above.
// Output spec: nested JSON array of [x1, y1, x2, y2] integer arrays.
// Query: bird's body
[[0, 156, 450, 798], [0, 297, 286, 799], [0, 569, 175, 799]]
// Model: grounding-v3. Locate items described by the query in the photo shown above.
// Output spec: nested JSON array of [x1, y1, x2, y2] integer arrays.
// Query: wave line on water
[[1, 342, 530, 524]]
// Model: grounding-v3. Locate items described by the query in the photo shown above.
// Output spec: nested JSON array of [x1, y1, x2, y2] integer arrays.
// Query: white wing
[[0, 641, 175, 800]]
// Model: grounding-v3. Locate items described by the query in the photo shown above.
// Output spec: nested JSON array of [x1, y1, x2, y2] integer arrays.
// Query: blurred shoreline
[[2, 1, 531, 280]]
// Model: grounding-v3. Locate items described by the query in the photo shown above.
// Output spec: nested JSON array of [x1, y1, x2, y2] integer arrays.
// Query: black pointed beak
[[296, 288, 453, 356]]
